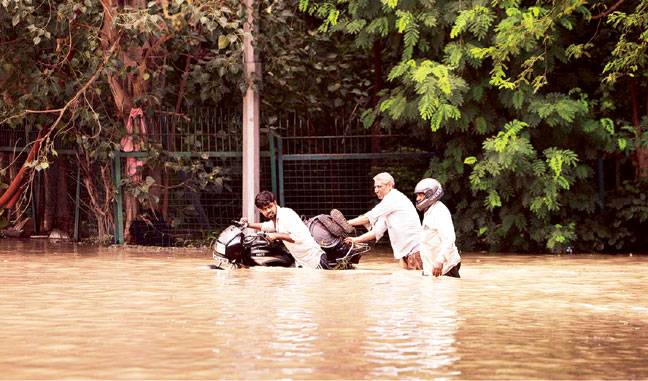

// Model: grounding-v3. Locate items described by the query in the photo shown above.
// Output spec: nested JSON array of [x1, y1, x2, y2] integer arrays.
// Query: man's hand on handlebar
[[344, 236, 357, 245]]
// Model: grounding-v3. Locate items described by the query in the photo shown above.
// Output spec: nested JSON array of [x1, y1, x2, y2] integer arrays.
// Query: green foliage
[[258, 0, 372, 117], [451, 5, 495, 41], [602, 1, 648, 85], [2, 0, 648, 251], [576, 181, 648, 251], [546, 223, 577, 252], [298, 0, 648, 253]]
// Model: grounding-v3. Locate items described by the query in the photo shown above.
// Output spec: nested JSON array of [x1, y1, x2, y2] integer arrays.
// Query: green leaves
[[546, 223, 576, 252], [464, 156, 477, 165], [382, 0, 398, 9], [492, 120, 527, 152], [545, 148, 578, 191], [386, 59, 467, 131], [298, 0, 648, 252], [602, 1, 648, 84], [450, 5, 494, 41], [528, 93, 589, 127]]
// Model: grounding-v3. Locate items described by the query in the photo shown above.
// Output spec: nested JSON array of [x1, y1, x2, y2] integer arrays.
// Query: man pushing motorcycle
[[241, 191, 330, 269], [343, 172, 424, 270]]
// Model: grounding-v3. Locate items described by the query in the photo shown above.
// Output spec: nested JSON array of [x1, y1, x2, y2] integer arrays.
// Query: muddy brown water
[[1, 239, 647, 380]]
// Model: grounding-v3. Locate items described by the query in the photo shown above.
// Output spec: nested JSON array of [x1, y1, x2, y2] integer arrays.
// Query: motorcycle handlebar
[[232, 220, 248, 229]]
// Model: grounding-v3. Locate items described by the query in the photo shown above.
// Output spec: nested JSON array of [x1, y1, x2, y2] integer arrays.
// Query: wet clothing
[[402, 251, 423, 270], [364, 189, 421, 259], [318, 253, 330, 270], [261, 206, 325, 269], [420, 201, 461, 276], [444, 262, 461, 278]]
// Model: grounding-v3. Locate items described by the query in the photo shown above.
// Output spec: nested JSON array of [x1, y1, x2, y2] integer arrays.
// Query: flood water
[[1, 239, 647, 380]]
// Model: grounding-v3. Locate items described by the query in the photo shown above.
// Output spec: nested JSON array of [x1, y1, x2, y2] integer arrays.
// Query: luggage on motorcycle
[[304, 209, 354, 248], [330, 209, 355, 234], [304, 210, 367, 268]]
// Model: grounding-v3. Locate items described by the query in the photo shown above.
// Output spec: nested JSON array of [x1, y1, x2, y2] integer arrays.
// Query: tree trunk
[[0, 153, 6, 190], [42, 167, 54, 232], [629, 79, 648, 179], [55, 157, 71, 234], [8, 152, 18, 218], [80, 157, 114, 243], [101, 0, 157, 243]]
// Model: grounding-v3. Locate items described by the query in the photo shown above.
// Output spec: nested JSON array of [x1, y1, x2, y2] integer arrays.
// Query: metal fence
[[2, 109, 434, 245], [272, 133, 432, 219]]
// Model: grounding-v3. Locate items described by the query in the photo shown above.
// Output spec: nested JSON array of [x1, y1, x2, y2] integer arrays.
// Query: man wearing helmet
[[414, 178, 461, 277], [344, 172, 424, 270]]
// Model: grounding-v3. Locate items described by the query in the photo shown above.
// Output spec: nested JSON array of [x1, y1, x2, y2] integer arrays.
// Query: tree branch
[[591, 0, 626, 20], [0, 35, 122, 209]]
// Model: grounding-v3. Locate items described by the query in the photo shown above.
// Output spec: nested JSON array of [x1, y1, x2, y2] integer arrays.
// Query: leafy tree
[[299, 0, 647, 252], [1, 0, 245, 241]]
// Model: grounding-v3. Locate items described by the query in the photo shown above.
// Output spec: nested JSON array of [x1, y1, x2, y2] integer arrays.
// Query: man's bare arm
[[345, 230, 376, 244], [267, 232, 294, 243], [347, 215, 369, 226]]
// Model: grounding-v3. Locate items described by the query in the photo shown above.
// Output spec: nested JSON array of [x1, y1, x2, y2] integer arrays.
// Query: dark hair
[[255, 190, 276, 208]]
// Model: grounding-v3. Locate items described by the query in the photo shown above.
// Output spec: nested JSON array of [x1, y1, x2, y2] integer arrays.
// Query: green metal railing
[[112, 150, 274, 244], [269, 133, 433, 219], [2, 110, 435, 245]]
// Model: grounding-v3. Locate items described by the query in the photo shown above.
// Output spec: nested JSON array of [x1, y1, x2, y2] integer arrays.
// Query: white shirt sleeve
[[282, 208, 308, 244], [420, 218, 441, 274], [364, 196, 394, 227], [364, 192, 397, 236], [372, 217, 388, 241], [426, 205, 456, 265], [435, 207, 456, 264], [261, 220, 276, 232]]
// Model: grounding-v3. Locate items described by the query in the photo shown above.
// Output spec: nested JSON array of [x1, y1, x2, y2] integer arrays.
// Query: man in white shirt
[[344, 172, 423, 270], [414, 178, 461, 277], [244, 191, 328, 269]]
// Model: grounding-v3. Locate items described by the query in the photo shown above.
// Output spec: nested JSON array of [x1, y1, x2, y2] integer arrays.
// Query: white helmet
[[414, 178, 444, 212]]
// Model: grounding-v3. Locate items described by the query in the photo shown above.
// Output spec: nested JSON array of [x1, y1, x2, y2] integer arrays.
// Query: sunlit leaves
[[528, 93, 589, 127], [618, 138, 627, 151], [382, 0, 398, 9], [601, 118, 615, 134], [450, 5, 494, 41]]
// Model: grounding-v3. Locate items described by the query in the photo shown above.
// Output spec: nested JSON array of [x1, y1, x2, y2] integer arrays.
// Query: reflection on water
[[1, 239, 647, 379]]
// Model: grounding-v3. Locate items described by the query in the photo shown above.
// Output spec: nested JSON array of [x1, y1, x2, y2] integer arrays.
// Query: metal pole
[[277, 136, 285, 206], [113, 152, 124, 244], [269, 132, 277, 196], [242, 0, 260, 222]]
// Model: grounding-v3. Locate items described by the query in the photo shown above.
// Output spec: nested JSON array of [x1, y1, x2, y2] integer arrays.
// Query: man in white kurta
[[414, 178, 461, 277], [245, 191, 326, 269], [420, 200, 461, 277], [345, 172, 423, 269]]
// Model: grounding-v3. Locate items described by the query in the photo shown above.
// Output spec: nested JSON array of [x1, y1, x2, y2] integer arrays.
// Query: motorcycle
[[212, 210, 370, 270]]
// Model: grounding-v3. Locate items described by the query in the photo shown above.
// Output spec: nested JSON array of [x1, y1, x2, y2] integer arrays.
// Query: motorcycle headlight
[[214, 240, 226, 255]]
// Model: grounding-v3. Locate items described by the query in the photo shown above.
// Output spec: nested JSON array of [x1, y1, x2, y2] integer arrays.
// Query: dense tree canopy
[[1, 0, 647, 251], [300, 0, 648, 252]]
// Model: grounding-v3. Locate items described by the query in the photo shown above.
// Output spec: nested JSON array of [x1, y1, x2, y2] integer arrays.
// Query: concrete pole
[[242, 0, 260, 222]]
